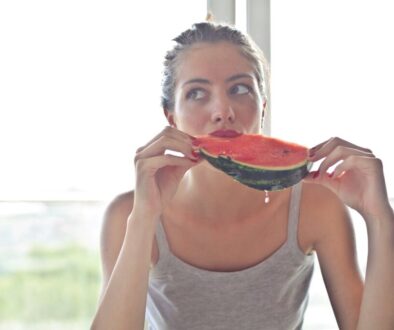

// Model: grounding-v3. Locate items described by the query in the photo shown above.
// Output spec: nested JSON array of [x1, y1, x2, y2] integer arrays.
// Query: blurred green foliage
[[0, 244, 101, 324]]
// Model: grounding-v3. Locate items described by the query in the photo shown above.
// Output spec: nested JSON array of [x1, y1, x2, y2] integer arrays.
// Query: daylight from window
[[271, 1, 394, 197], [0, 1, 393, 329], [0, 1, 206, 201]]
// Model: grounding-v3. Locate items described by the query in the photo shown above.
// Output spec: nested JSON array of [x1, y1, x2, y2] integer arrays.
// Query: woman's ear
[[164, 108, 177, 127]]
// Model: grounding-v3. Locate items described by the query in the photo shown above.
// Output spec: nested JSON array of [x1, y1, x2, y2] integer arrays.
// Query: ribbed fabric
[[146, 183, 314, 330]]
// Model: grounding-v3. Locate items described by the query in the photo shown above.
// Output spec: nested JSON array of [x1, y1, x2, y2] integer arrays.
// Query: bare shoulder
[[104, 190, 134, 222], [101, 190, 135, 254], [100, 191, 134, 286], [302, 182, 349, 221], [300, 182, 352, 251]]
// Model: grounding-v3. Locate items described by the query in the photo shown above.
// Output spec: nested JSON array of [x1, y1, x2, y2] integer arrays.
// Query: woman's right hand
[[132, 126, 201, 219]]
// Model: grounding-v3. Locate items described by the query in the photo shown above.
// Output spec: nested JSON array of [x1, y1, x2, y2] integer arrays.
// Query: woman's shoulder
[[99, 191, 138, 287], [104, 190, 135, 220], [100, 190, 135, 252], [302, 181, 347, 213], [101, 191, 135, 239], [102, 190, 159, 266], [300, 182, 352, 250]]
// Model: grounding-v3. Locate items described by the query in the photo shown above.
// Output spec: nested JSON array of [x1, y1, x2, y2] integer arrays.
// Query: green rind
[[200, 150, 312, 191]]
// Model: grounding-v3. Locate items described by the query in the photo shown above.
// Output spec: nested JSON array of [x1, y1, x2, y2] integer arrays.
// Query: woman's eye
[[230, 84, 251, 95], [186, 89, 206, 100]]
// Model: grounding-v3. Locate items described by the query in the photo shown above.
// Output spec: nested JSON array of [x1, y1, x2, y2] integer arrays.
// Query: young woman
[[91, 22, 394, 330]]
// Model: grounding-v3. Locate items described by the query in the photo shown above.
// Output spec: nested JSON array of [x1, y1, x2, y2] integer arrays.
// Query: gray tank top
[[146, 183, 314, 330]]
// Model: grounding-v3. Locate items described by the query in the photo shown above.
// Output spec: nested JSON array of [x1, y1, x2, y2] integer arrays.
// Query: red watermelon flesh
[[193, 134, 309, 170]]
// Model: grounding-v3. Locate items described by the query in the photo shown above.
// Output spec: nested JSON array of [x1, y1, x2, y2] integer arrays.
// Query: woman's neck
[[167, 163, 285, 224]]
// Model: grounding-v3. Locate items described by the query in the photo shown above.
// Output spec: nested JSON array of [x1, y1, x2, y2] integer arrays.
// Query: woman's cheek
[[175, 110, 206, 132]]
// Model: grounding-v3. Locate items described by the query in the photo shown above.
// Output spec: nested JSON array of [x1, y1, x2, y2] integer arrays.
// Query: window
[[0, 1, 206, 328], [271, 1, 394, 197], [1, 1, 393, 328], [271, 2, 394, 328], [0, 0, 206, 201]]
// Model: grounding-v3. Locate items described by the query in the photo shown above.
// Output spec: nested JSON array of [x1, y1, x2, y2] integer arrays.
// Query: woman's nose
[[210, 96, 235, 124]]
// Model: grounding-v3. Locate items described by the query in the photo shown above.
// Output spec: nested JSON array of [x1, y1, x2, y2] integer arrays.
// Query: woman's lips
[[209, 129, 242, 138]]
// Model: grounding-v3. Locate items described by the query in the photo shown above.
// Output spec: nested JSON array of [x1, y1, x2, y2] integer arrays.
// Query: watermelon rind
[[199, 149, 312, 191]]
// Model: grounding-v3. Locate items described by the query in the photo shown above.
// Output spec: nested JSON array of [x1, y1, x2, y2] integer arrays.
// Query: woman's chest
[[155, 209, 301, 272]]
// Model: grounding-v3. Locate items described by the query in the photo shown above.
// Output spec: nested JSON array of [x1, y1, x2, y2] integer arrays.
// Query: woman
[[91, 22, 394, 330]]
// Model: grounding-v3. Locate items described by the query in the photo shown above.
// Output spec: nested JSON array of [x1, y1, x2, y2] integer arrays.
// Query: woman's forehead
[[175, 42, 255, 83]]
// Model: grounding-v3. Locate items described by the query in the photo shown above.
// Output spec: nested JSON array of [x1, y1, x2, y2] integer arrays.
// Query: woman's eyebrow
[[226, 73, 254, 82], [182, 73, 253, 88], [182, 78, 211, 87]]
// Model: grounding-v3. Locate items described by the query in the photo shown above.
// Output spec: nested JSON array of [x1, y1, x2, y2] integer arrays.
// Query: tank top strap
[[156, 218, 171, 256], [149, 219, 171, 278], [287, 182, 303, 248]]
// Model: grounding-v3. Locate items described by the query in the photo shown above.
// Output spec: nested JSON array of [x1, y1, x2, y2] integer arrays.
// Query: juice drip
[[264, 190, 270, 204]]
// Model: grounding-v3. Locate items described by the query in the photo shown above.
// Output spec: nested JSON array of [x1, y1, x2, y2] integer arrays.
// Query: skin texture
[[91, 42, 394, 330]]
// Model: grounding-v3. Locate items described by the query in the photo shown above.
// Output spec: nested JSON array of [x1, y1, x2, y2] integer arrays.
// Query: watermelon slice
[[193, 133, 311, 191]]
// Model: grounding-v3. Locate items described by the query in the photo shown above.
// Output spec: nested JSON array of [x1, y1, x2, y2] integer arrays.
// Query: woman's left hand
[[304, 137, 391, 219]]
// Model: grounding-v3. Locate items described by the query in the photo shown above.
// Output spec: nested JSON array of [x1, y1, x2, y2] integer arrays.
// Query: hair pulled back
[[161, 22, 269, 111]]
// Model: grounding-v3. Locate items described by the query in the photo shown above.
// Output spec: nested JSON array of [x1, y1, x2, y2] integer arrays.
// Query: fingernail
[[328, 172, 334, 178]]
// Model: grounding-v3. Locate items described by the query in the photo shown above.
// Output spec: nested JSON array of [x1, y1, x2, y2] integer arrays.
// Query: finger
[[316, 146, 374, 176], [136, 126, 195, 154], [309, 137, 373, 161], [135, 135, 198, 164], [135, 154, 201, 174], [308, 138, 331, 156], [330, 155, 381, 180]]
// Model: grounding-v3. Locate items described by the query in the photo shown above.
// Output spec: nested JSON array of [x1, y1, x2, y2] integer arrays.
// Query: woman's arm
[[90, 126, 199, 330], [357, 206, 394, 329], [90, 193, 157, 330], [305, 137, 394, 329], [303, 184, 363, 329]]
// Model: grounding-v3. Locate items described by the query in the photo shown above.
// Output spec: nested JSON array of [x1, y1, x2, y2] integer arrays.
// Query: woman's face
[[168, 42, 265, 136]]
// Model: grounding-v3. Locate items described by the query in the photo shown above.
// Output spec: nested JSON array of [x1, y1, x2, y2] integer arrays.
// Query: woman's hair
[[161, 21, 269, 111]]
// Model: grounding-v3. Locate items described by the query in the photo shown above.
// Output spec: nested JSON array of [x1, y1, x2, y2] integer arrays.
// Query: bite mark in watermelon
[[193, 134, 312, 191]]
